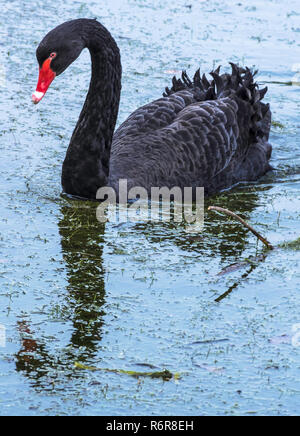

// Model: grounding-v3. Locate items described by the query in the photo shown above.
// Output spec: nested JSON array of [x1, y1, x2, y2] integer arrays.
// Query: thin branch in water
[[208, 206, 274, 250]]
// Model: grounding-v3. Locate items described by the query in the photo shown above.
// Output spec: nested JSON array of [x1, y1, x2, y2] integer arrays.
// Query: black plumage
[[34, 19, 272, 199]]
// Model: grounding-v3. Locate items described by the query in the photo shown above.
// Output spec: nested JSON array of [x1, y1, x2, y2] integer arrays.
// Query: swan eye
[[49, 52, 57, 59]]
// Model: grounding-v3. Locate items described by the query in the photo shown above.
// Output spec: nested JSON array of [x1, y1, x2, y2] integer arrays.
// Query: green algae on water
[[271, 120, 285, 129], [279, 237, 300, 251], [74, 362, 180, 381]]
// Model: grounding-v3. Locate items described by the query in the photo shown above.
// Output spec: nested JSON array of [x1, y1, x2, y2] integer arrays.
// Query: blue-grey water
[[0, 0, 300, 416]]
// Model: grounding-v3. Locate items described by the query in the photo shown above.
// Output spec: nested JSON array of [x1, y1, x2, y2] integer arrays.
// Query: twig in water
[[208, 206, 274, 250]]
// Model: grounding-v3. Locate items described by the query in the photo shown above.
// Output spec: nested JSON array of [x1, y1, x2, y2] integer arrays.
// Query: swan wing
[[112, 92, 240, 187], [111, 65, 271, 191]]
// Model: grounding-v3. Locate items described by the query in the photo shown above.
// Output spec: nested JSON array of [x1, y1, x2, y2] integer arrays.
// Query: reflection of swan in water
[[58, 201, 106, 349], [130, 186, 272, 301], [15, 201, 106, 384], [128, 185, 272, 263], [15, 185, 271, 382]]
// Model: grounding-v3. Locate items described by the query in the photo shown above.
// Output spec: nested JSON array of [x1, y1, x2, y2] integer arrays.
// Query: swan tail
[[163, 62, 271, 145], [225, 63, 271, 144], [163, 68, 216, 99]]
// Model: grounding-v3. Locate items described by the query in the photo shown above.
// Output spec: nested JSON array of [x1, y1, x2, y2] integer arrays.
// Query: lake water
[[0, 0, 299, 416]]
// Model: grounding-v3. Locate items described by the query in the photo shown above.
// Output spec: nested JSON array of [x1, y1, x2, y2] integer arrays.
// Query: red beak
[[32, 58, 56, 104]]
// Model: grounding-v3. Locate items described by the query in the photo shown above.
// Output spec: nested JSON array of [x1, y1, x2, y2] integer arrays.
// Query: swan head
[[32, 20, 85, 104]]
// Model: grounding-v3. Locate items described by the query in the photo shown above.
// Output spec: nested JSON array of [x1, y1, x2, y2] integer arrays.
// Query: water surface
[[0, 0, 300, 416]]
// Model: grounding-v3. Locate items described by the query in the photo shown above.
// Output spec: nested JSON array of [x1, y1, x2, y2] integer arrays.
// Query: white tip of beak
[[32, 91, 44, 104]]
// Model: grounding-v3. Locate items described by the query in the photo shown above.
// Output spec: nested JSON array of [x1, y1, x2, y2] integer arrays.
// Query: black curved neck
[[62, 20, 122, 198]]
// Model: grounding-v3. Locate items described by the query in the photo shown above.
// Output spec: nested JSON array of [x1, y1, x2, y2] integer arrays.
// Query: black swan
[[32, 18, 272, 199]]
